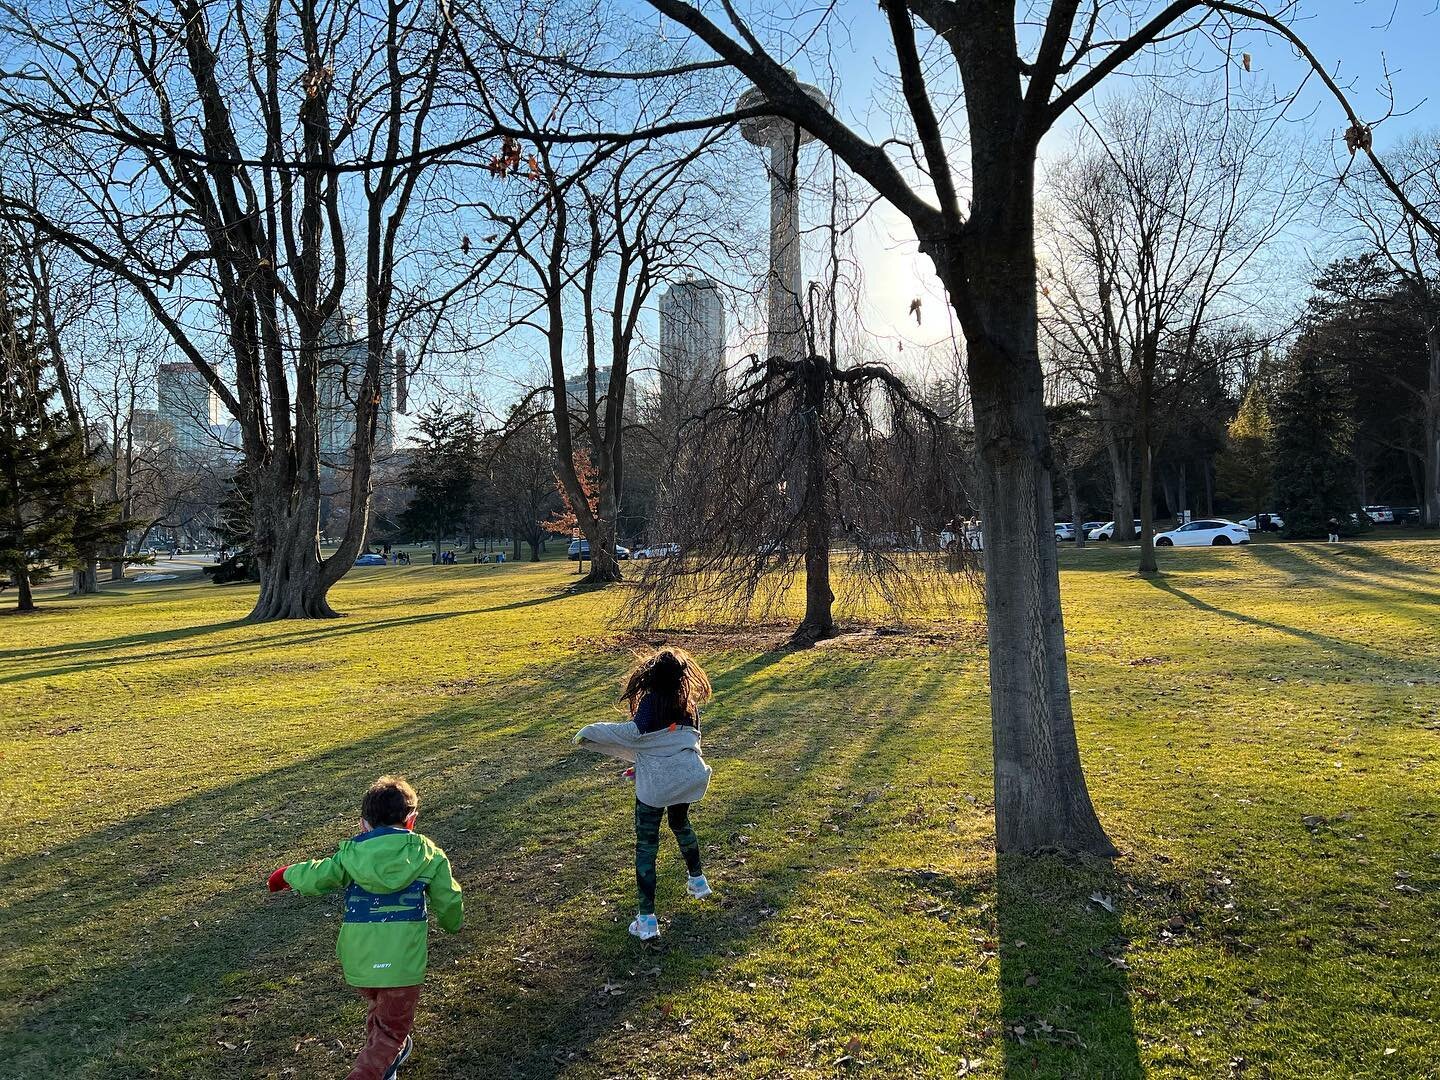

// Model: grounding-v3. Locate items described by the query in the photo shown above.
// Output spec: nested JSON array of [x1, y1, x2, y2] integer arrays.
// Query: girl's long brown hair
[[620, 647, 712, 728]]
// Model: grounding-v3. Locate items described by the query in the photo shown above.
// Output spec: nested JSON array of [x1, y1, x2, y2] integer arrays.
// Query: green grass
[[3, 540, 1439, 1078]]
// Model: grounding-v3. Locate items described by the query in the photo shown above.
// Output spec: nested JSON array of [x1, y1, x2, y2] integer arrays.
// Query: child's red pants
[[347, 985, 421, 1080]]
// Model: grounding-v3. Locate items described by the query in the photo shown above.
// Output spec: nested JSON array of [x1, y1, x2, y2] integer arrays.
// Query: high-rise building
[[156, 363, 217, 455], [563, 365, 638, 425], [658, 279, 726, 431], [128, 407, 168, 450], [317, 312, 396, 465]]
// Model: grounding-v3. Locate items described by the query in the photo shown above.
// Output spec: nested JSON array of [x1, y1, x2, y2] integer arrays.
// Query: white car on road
[[1154, 519, 1250, 547], [1087, 520, 1142, 541], [1238, 512, 1284, 532]]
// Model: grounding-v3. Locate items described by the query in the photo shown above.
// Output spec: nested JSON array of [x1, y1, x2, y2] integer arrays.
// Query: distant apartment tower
[[128, 407, 167, 449], [563, 365, 638, 425], [156, 362, 217, 454], [317, 312, 396, 465], [658, 279, 725, 431]]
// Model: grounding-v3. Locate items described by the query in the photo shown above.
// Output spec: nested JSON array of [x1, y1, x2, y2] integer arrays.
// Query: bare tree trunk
[[1066, 470, 1085, 549], [1099, 399, 1134, 541], [16, 570, 34, 612], [1426, 327, 1440, 528], [583, 481, 624, 584], [70, 563, 98, 595], [944, 226, 1114, 854], [248, 469, 339, 620], [1137, 361, 1158, 574], [794, 355, 835, 643]]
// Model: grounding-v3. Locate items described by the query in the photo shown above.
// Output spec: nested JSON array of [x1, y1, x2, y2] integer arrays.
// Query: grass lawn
[[3, 539, 1439, 1078]]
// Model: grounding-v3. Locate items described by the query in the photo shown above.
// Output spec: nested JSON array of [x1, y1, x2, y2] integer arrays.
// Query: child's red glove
[[267, 866, 291, 892], [623, 767, 635, 780]]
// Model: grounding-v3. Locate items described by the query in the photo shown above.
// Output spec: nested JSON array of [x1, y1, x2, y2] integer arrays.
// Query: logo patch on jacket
[[343, 880, 428, 924]]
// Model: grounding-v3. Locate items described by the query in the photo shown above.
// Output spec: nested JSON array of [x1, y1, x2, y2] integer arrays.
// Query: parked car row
[[568, 539, 631, 561]]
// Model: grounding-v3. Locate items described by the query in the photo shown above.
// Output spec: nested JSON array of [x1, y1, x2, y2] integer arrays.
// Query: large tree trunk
[[16, 570, 34, 612], [583, 518, 624, 583], [70, 561, 98, 595], [939, 230, 1114, 854], [248, 473, 340, 620]]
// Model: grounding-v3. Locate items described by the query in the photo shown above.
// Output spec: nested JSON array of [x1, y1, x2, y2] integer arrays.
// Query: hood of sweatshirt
[[336, 827, 434, 893]]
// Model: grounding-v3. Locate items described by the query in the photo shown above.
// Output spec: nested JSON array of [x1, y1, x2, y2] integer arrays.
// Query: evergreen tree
[[1271, 340, 1356, 539], [399, 404, 481, 555], [1216, 380, 1274, 517], [0, 252, 123, 611]]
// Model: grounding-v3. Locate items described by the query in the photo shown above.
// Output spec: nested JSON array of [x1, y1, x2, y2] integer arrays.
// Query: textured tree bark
[[15, 570, 34, 612], [247, 464, 340, 621], [940, 229, 1114, 854], [793, 355, 835, 644], [70, 562, 98, 595]]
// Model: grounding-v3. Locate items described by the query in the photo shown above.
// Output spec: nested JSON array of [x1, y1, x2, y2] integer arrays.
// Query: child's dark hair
[[621, 647, 711, 728], [362, 775, 419, 827]]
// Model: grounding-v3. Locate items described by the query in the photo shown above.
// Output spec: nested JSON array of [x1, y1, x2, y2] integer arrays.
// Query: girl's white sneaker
[[686, 874, 712, 899], [629, 913, 660, 940]]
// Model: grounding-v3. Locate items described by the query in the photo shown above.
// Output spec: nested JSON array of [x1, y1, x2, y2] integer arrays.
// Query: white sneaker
[[686, 874, 712, 899], [628, 913, 660, 940]]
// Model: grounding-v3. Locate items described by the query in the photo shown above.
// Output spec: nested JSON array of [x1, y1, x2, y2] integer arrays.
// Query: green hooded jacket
[[283, 826, 463, 987]]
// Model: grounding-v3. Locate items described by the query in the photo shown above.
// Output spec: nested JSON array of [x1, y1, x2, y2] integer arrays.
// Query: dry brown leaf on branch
[[1344, 123, 1373, 155], [1242, 52, 1252, 72], [908, 297, 922, 325]]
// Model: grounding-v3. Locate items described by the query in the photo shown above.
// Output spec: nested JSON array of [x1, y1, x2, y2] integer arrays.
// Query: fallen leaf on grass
[[1089, 892, 1116, 912]]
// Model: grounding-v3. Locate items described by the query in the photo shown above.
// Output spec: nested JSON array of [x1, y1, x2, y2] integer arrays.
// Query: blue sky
[[781, 1, 1440, 353], [458, 2, 1440, 420]]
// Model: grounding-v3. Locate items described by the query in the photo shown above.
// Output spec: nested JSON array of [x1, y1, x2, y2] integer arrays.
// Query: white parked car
[[1238, 512, 1284, 532], [1087, 520, 1142, 541], [1154, 519, 1250, 547], [1054, 522, 1076, 541], [636, 542, 679, 559], [1363, 505, 1394, 524]]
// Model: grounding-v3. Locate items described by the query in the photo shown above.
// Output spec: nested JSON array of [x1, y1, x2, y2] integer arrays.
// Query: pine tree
[[0, 251, 123, 611], [399, 404, 481, 556], [1270, 340, 1356, 540]]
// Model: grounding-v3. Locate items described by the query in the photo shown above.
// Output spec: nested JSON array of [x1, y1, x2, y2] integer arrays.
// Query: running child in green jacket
[[267, 775, 463, 1080]]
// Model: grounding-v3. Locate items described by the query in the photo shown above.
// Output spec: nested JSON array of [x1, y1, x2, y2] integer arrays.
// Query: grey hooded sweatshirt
[[576, 719, 711, 807]]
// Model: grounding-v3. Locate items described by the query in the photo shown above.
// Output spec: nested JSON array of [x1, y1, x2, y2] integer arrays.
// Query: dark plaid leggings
[[635, 799, 703, 915]]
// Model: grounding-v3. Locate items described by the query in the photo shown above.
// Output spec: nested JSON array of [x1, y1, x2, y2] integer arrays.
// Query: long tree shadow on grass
[[3, 651, 967, 1077], [0, 617, 249, 664], [1246, 542, 1440, 612], [1143, 576, 1420, 671], [0, 606, 504, 687], [994, 854, 1142, 1079], [0, 654, 626, 1076]]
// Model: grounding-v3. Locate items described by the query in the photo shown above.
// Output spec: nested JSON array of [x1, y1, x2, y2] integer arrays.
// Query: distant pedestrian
[[573, 648, 714, 942], [1327, 517, 1341, 543], [266, 776, 463, 1080]]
